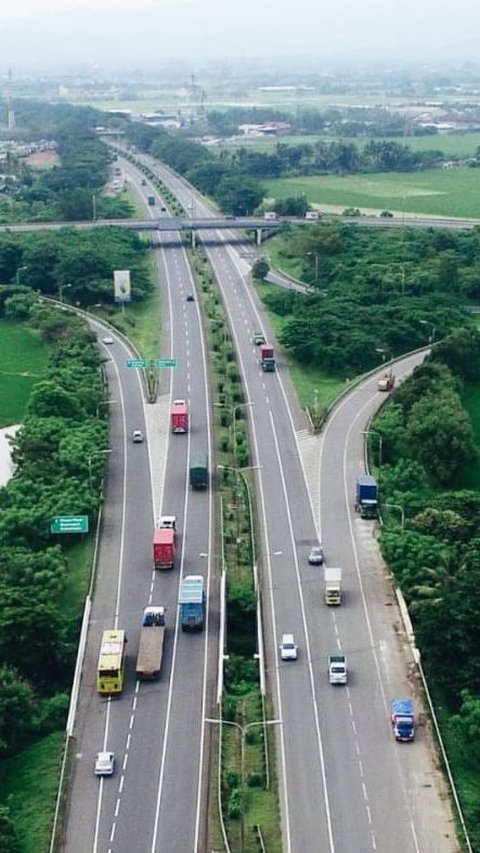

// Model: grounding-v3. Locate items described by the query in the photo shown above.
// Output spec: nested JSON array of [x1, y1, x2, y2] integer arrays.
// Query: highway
[[64, 178, 215, 852], [128, 152, 456, 851]]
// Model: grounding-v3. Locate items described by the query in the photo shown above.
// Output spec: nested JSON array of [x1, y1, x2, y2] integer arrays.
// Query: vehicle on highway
[[308, 544, 324, 565], [186, 294, 195, 302], [135, 606, 166, 680], [147, 195, 155, 205], [94, 751, 115, 777], [141, 178, 147, 186], [189, 452, 209, 489], [132, 429, 144, 443], [328, 654, 347, 684], [260, 343, 276, 372], [378, 371, 395, 392], [355, 474, 379, 519], [280, 633, 298, 660], [171, 399, 189, 433], [153, 526, 176, 570], [391, 699, 415, 742], [179, 575, 206, 631], [253, 331, 266, 345], [102, 336, 114, 345], [96, 629, 127, 695], [324, 567, 342, 605]]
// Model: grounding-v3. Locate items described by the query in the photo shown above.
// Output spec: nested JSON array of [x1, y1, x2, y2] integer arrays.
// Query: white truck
[[328, 654, 347, 684], [135, 606, 166, 680], [324, 567, 342, 605]]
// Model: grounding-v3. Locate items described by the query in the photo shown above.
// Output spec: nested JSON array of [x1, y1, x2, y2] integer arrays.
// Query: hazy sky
[[1, 0, 479, 69]]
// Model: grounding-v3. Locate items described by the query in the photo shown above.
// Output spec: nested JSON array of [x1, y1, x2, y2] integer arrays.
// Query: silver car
[[94, 751, 115, 776], [308, 545, 324, 565]]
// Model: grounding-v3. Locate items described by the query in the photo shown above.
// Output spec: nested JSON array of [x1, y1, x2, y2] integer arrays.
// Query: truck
[[158, 514, 176, 531], [263, 211, 277, 220], [324, 567, 342, 605], [190, 452, 208, 489], [378, 371, 395, 392], [147, 195, 155, 206], [355, 475, 379, 519], [305, 210, 320, 220], [153, 526, 176, 570], [135, 606, 166, 680], [170, 399, 189, 433], [260, 344, 276, 372], [391, 698, 415, 742], [179, 575, 205, 631], [328, 654, 347, 684]]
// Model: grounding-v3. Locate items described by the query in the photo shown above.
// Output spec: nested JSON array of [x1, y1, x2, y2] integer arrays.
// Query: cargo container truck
[[324, 567, 342, 605], [260, 344, 276, 372], [355, 475, 379, 519], [391, 699, 415, 741], [153, 527, 176, 570], [190, 452, 209, 489], [135, 606, 166, 680], [170, 400, 189, 433], [179, 575, 205, 631]]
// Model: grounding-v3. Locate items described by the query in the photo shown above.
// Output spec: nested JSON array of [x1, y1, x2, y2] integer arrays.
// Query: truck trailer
[[170, 400, 189, 433], [355, 475, 379, 519], [260, 344, 276, 372], [190, 452, 209, 489], [135, 606, 166, 680], [179, 575, 205, 631], [153, 526, 176, 570], [391, 698, 415, 741], [324, 567, 342, 605], [378, 371, 395, 392]]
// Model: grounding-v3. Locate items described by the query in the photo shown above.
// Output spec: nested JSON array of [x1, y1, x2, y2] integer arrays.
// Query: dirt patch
[[25, 150, 60, 169]]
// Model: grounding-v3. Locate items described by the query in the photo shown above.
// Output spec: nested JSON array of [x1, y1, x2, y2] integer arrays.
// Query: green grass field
[[0, 319, 50, 426], [0, 732, 64, 852], [263, 168, 480, 218]]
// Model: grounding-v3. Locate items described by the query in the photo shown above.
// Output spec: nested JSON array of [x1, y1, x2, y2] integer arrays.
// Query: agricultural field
[[221, 132, 480, 157], [0, 319, 50, 427], [263, 168, 480, 218]]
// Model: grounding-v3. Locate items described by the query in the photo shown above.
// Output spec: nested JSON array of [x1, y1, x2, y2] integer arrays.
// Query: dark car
[[186, 294, 195, 302]]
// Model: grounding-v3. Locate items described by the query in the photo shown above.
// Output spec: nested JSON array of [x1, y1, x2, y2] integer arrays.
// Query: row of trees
[[0, 99, 133, 223], [260, 223, 480, 375], [0, 293, 112, 850], [0, 227, 151, 308]]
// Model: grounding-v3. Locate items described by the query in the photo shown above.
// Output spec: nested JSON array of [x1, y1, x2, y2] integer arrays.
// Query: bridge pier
[[255, 228, 263, 246]]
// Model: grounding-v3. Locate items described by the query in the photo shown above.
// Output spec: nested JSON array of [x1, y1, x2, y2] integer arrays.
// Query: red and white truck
[[170, 399, 189, 433], [153, 525, 176, 570]]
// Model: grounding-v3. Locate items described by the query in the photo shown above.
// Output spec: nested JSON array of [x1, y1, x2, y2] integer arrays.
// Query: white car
[[308, 545, 324, 565], [280, 633, 298, 661], [94, 751, 115, 776], [102, 336, 114, 345], [132, 430, 144, 443]]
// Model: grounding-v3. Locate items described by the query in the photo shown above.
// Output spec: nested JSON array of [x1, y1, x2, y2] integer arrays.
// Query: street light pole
[[59, 283, 72, 303], [95, 399, 116, 419], [360, 429, 383, 467], [87, 449, 111, 493], [385, 502, 405, 531], [15, 265, 28, 286], [419, 319, 436, 344], [204, 717, 282, 851]]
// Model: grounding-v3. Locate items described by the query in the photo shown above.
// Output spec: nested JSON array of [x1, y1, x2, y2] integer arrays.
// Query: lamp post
[[15, 265, 28, 285], [384, 502, 405, 531], [92, 193, 97, 222], [58, 283, 72, 303], [95, 399, 116, 419], [87, 449, 111, 493], [205, 717, 282, 851], [307, 251, 319, 286], [361, 428, 383, 467], [419, 319, 436, 344]]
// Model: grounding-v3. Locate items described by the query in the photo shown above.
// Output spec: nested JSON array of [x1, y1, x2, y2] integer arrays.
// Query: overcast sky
[[1, 0, 479, 70]]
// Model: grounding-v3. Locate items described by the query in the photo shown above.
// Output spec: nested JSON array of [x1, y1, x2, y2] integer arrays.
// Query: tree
[[0, 664, 36, 756], [252, 259, 270, 281], [216, 176, 265, 216], [407, 391, 477, 486], [0, 805, 20, 853]]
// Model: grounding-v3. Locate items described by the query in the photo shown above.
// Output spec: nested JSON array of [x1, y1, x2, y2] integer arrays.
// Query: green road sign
[[126, 358, 147, 368], [155, 357, 177, 368], [50, 515, 89, 534]]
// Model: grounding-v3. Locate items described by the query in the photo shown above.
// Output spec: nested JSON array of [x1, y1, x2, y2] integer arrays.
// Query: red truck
[[153, 527, 176, 570], [170, 399, 189, 433], [260, 344, 276, 372]]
